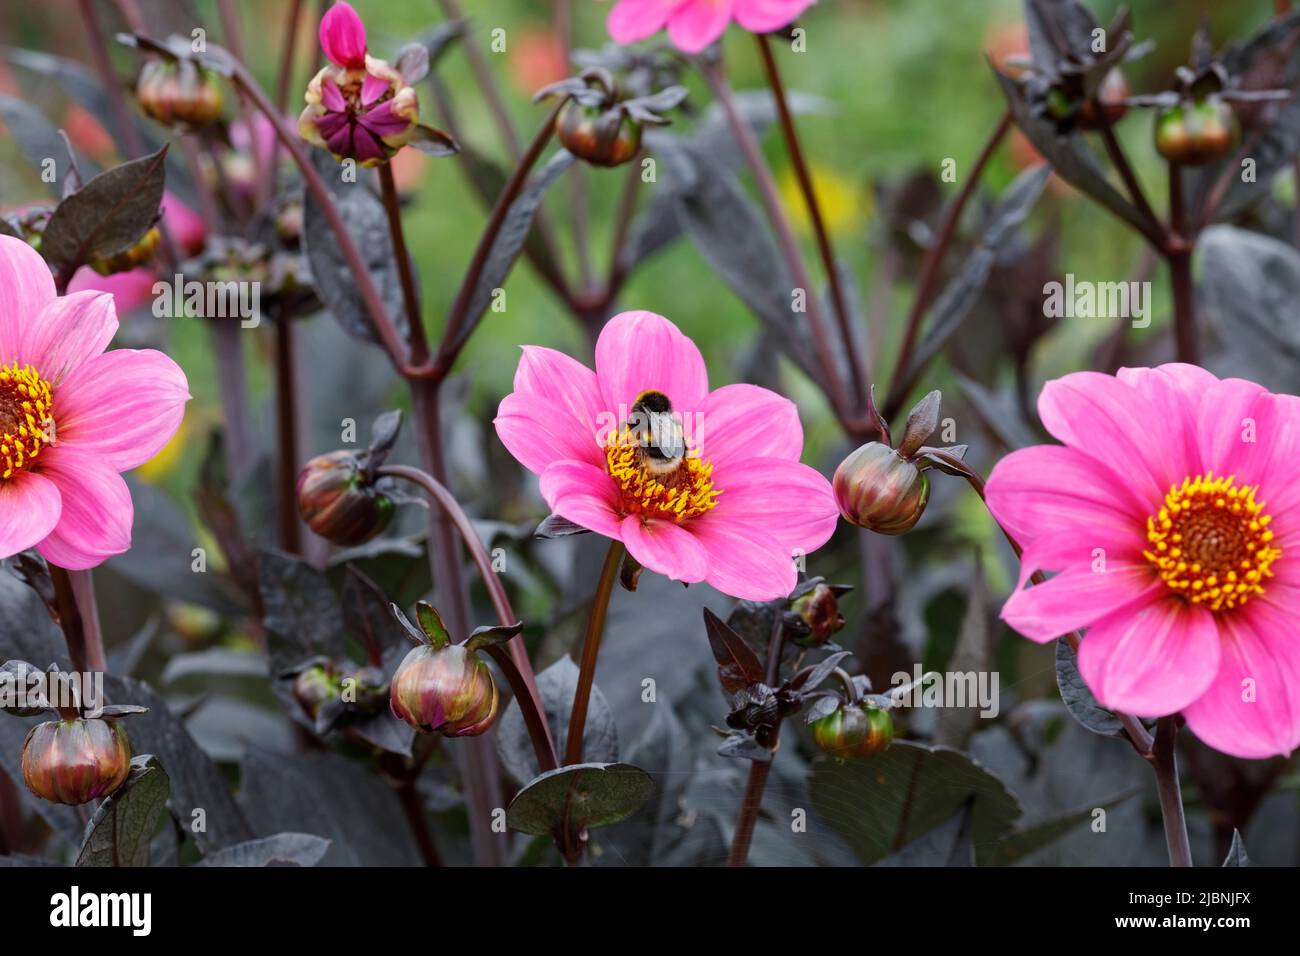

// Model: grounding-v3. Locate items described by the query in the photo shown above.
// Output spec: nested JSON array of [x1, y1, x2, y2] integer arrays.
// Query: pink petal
[[1038, 370, 1195, 507], [0, 470, 61, 560], [595, 310, 708, 415], [1114, 364, 1210, 479], [161, 192, 206, 256], [360, 72, 391, 107], [621, 515, 708, 583], [0, 235, 56, 355], [691, 518, 796, 601], [1000, 564, 1160, 643], [320, 1, 367, 68], [1078, 597, 1220, 716], [495, 392, 604, 475], [21, 290, 116, 386], [703, 457, 837, 556], [667, 0, 736, 53], [1183, 598, 1300, 758], [359, 99, 414, 137], [538, 460, 625, 539], [51, 348, 191, 472], [733, 0, 816, 32], [513, 345, 604, 438], [1198, 378, 1300, 515], [351, 124, 387, 163], [984, 445, 1147, 572], [697, 383, 802, 467], [607, 0, 683, 44], [34, 445, 132, 569], [319, 76, 347, 112], [65, 267, 158, 317]]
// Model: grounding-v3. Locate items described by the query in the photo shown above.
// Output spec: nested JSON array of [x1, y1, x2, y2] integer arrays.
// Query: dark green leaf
[[342, 565, 407, 662], [0, 94, 80, 196], [302, 150, 409, 345], [76, 755, 170, 867], [40, 146, 168, 271], [983, 789, 1138, 866], [497, 656, 617, 783], [259, 548, 348, 675], [1223, 829, 1250, 867], [810, 740, 1021, 866], [1055, 639, 1126, 738], [703, 608, 766, 695], [446, 149, 576, 356], [535, 513, 590, 538], [506, 763, 653, 837], [195, 833, 331, 867], [877, 799, 975, 866], [464, 621, 523, 653]]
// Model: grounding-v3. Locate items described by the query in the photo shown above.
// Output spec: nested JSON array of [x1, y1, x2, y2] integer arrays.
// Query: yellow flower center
[[1143, 473, 1281, 612], [0, 361, 55, 481], [604, 426, 721, 523]]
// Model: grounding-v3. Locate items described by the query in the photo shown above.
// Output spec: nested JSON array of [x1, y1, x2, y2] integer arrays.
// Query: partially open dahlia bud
[[296, 450, 395, 546], [833, 442, 930, 534], [21, 718, 131, 805], [811, 702, 893, 760], [298, 2, 419, 166], [136, 58, 223, 128], [390, 644, 499, 737]]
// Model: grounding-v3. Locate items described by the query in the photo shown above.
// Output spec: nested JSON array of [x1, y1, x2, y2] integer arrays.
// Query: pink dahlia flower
[[494, 310, 839, 601], [299, 1, 419, 167], [607, 0, 817, 55], [986, 365, 1300, 758], [0, 236, 190, 569]]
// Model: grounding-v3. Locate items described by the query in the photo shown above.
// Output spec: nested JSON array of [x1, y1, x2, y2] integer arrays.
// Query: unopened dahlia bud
[[787, 583, 846, 648], [21, 718, 131, 805], [296, 450, 395, 546], [556, 100, 642, 168], [1155, 96, 1239, 165], [389, 644, 499, 737], [537, 68, 685, 168], [833, 442, 930, 534], [89, 226, 161, 276], [137, 58, 224, 128], [811, 702, 893, 760], [298, 2, 420, 167], [291, 661, 340, 721]]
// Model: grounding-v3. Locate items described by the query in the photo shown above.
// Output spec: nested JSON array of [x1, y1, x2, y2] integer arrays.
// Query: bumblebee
[[627, 390, 685, 476]]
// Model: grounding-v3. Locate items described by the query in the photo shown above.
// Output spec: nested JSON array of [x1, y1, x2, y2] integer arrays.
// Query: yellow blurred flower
[[135, 418, 188, 483], [778, 164, 869, 238]]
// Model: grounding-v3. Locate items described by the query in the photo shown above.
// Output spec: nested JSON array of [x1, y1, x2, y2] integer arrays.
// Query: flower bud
[[811, 702, 893, 760], [292, 662, 340, 721], [1075, 68, 1129, 130], [1155, 97, 1240, 165], [137, 58, 224, 128], [833, 442, 930, 534], [89, 226, 161, 276], [389, 643, 498, 737], [296, 450, 394, 546], [21, 718, 131, 805], [556, 101, 642, 167], [787, 583, 846, 648]]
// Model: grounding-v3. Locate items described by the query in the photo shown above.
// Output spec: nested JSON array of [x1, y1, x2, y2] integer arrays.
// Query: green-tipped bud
[[556, 101, 642, 168], [389, 644, 498, 737], [833, 442, 930, 534], [811, 702, 893, 760], [21, 718, 131, 805]]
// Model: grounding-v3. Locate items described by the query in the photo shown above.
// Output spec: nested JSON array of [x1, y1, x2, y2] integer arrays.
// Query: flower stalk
[[566, 540, 626, 766], [755, 34, 870, 417], [727, 614, 786, 867], [1153, 716, 1193, 867], [697, 55, 851, 426]]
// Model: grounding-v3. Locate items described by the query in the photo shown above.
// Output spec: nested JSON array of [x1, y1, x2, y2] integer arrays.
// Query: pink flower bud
[[389, 644, 499, 737], [833, 442, 930, 534], [21, 718, 131, 805]]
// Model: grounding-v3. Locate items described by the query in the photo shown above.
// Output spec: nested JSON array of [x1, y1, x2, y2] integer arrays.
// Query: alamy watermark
[[1043, 273, 1151, 329], [152, 274, 262, 328]]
